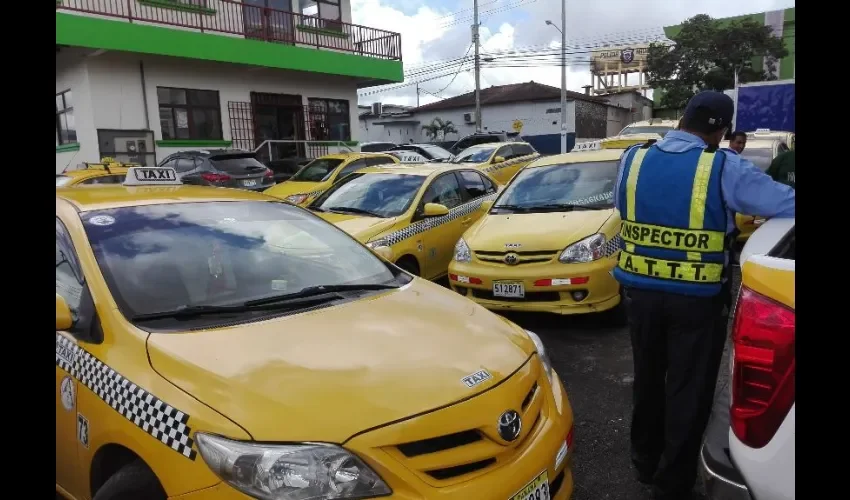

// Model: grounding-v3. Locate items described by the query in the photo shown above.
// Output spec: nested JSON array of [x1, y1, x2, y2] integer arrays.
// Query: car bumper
[[447, 256, 620, 315], [699, 382, 752, 500]]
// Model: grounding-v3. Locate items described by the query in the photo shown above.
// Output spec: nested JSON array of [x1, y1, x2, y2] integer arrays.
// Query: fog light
[[571, 290, 588, 302]]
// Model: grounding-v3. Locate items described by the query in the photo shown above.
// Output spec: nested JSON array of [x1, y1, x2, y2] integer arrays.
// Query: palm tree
[[422, 117, 459, 141]]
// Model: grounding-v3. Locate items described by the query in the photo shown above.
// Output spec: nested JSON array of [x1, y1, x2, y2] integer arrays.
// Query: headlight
[[453, 238, 471, 262], [285, 193, 309, 204], [525, 329, 555, 384], [196, 434, 391, 500], [366, 238, 389, 250], [559, 233, 606, 263]]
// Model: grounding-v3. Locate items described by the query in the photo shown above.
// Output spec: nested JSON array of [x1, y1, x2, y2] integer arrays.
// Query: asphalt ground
[[494, 267, 740, 500]]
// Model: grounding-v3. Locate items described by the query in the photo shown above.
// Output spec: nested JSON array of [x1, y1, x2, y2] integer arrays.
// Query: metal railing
[[56, 0, 402, 61], [254, 140, 356, 163]]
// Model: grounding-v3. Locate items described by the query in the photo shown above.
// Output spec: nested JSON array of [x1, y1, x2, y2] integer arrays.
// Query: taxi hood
[[316, 212, 399, 243], [466, 209, 615, 252], [264, 181, 325, 200], [146, 279, 534, 442]]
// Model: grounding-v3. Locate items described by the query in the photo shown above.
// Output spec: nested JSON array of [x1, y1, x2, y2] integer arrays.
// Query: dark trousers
[[626, 287, 728, 499]]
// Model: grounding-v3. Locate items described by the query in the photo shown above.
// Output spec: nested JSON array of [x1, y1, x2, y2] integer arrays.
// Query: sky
[[351, 0, 795, 108]]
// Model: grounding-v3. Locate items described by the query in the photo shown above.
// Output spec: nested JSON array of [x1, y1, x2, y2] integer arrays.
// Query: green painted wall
[[55, 12, 403, 86]]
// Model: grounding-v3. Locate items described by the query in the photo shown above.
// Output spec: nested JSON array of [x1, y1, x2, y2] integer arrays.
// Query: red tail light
[[730, 286, 795, 448], [264, 168, 274, 178], [201, 173, 231, 183]]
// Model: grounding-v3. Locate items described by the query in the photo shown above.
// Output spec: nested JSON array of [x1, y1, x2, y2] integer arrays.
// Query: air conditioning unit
[[463, 112, 474, 124], [372, 102, 383, 116]]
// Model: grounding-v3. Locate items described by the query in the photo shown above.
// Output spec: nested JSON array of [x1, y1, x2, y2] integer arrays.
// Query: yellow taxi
[[448, 147, 625, 319], [617, 118, 678, 137], [449, 141, 540, 185], [56, 166, 575, 500], [721, 138, 792, 244], [572, 133, 662, 152], [56, 158, 135, 187], [308, 163, 500, 280], [263, 152, 399, 206]]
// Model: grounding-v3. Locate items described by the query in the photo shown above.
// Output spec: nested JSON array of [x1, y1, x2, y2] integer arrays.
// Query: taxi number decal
[[461, 369, 492, 388], [55, 334, 197, 460], [77, 413, 90, 448]]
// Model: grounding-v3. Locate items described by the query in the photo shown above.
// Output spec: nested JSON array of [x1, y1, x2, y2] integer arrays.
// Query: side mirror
[[492, 156, 506, 164], [423, 203, 450, 217], [56, 294, 73, 331], [370, 245, 394, 261], [480, 199, 494, 212]]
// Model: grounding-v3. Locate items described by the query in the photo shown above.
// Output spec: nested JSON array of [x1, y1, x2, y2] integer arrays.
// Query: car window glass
[[459, 171, 488, 199], [422, 173, 463, 209], [367, 156, 395, 167], [512, 143, 535, 156], [56, 219, 84, 316], [496, 145, 513, 160], [175, 158, 195, 173], [337, 159, 369, 180], [160, 158, 177, 169], [81, 175, 126, 185]]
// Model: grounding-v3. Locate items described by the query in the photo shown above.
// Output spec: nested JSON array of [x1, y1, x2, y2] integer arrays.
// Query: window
[[157, 87, 223, 140], [336, 159, 369, 180], [159, 157, 178, 169], [300, 0, 342, 28], [495, 145, 514, 160], [80, 175, 126, 185], [56, 219, 84, 319], [511, 143, 536, 157], [308, 98, 350, 141], [367, 156, 395, 167], [175, 158, 197, 173], [458, 171, 493, 199], [56, 90, 76, 145], [422, 174, 463, 210]]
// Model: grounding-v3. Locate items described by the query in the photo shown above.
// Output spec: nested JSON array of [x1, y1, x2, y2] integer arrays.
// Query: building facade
[[358, 83, 651, 153], [56, 0, 403, 173]]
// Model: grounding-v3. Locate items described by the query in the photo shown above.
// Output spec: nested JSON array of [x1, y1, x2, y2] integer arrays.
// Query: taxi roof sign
[[123, 166, 183, 186]]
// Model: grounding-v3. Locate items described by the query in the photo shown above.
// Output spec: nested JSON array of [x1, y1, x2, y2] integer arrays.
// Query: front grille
[[388, 374, 545, 484], [475, 250, 559, 265], [472, 290, 561, 302]]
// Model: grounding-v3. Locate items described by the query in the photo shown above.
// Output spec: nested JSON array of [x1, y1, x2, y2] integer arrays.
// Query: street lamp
[[545, 3, 567, 154]]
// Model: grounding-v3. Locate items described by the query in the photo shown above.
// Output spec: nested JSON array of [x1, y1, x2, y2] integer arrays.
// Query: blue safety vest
[[613, 143, 729, 297]]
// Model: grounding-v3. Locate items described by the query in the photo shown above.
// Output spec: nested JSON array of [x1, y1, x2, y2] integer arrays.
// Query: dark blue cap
[[682, 91, 735, 132]]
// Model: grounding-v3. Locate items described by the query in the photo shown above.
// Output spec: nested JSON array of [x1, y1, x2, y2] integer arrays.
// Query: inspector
[[612, 91, 795, 500]]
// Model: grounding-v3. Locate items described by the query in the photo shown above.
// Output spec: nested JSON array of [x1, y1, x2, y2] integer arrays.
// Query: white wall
[[56, 53, 98, 174], [359, 100, 577, 143], [74, 51, 359, 163]]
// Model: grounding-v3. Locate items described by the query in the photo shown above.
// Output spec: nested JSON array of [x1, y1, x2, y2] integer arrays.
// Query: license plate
[[242, 179, 257, 187], [509, 470, 550, 500], [493, 282, 524, 298]]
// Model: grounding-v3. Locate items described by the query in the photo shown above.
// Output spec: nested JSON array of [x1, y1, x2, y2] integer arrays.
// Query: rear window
[[56, 176, 73, 187], [210, 155, 268, 173]]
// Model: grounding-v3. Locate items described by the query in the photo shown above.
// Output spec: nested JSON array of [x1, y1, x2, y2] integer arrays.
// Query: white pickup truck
[[700, 217, 795, 500]]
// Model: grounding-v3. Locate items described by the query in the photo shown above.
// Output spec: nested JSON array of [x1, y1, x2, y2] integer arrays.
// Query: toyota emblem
[[497, 409, 522, 442], [504, 253, 519, 265]]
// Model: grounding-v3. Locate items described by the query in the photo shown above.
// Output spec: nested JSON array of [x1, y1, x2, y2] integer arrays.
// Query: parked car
[[360, 141, 398, 152], [384, 150, 430, 163], [56, 158, 134, 187], [617, 118, 678, 137], [158, 149, 274, 191], [700, 217, 795, 500], [264, 157, 312, 183], [451, 141, 540, 185], [389, 143, 453, 162], [448, 131, 520, 155]]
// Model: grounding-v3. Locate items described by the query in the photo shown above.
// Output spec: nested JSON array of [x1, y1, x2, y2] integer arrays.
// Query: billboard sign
[[591, 44, 650, 72]]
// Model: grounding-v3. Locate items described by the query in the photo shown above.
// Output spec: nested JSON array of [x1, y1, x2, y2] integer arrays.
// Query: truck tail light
[[730, 286, 795, 448], [201, 173, 231, 183]]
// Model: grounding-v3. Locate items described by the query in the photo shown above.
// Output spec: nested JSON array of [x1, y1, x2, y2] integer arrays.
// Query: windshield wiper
[[523, 203, 605, 211], [131, 294, 342, 322], [326, 206, 384, 218], [491, 204, 528, 212], [244, 283, 398, 307]]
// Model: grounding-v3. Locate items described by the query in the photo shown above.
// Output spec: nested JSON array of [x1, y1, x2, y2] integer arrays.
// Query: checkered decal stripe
[[56, 334, 197, 460], [375, 193, 499, 247], [603, 234, 624, 257], [483, 153, 540, 173]]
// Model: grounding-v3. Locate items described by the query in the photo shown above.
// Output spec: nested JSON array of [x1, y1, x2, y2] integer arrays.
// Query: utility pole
[[416, 82, 420, 107], [473, 0, 482, 133], [559, 0, 567, 154]]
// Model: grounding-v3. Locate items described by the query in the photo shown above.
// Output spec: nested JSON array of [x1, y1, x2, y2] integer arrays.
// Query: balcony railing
[[56, 0, 402, 61]]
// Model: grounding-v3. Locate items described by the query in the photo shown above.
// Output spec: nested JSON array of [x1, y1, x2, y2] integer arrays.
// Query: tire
[[93, 460, 166, 500], [395, 256, 420, 277]]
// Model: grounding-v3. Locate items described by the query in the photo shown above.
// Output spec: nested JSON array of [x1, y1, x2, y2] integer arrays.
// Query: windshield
[[56, 176, 73, 187], [453, 146, 497, 163], [81, 201, 397, 326], [420, 145, 452, 160], [741, 147, 774, 171], [289, 158, 345, 182], [493, 161, 619, 212], [311, 173, 425, 218], [619, 126, 675, 137]]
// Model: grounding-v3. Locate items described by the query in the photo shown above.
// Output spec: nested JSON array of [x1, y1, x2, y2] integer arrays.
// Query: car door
[[56, 218, 85, 496], [416, 172, 466, 279]]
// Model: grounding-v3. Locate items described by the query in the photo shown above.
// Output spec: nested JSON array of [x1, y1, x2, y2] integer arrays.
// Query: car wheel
[[93, 460, 166, 500], [395, 256, 420, 277]]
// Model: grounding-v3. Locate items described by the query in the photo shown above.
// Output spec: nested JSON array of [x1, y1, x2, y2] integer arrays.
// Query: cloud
[[352, 0, 794, 107]]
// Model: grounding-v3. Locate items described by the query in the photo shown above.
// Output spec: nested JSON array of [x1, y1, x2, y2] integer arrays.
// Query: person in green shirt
[[766, 149, 795, 188]]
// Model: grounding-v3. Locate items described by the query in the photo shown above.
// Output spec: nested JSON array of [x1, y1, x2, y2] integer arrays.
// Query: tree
[[647, 14, 788, 109], [422, 117, 458, 141]]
